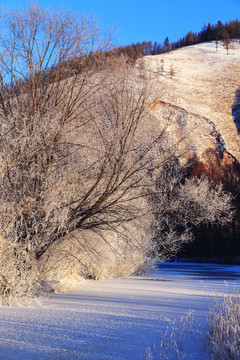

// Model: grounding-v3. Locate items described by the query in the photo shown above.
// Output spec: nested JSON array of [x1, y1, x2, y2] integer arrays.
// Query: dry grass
[[142, 311, 199, 360], [208, 290, 240, 360]]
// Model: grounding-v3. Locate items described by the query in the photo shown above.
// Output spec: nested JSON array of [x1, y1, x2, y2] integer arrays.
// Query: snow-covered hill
[[143, 41, 240, 163]]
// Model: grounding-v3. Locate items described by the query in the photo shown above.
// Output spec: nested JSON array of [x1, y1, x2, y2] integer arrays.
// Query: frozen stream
[[0, 262, 240, 360]]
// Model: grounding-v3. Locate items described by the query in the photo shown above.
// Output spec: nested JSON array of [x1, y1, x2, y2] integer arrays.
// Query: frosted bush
[[0, 236, 47, 305], [40, 223, 155, 291], [208, 291, 240, 360]]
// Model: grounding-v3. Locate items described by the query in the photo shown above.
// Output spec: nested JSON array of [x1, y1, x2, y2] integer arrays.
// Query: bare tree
[[0, 5, 234, 300], [0, 5, 167, 296], [0, 4, 114, 121]]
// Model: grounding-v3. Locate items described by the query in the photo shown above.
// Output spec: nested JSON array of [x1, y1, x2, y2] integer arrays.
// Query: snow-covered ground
[[0, 262, 240, 360]]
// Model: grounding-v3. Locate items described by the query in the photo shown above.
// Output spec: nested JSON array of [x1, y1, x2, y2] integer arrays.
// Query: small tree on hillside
[[216, 36, 219, 52], [169, 63, 176, 79], [216, 21, 223, 52], [186, 31, 194, 46], [222, 30, 231, 54], [157, 58, 164, 76], [164, 37, 170, 51]]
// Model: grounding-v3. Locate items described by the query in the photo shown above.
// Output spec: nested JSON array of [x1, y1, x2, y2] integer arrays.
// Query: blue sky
[[1, 0, 240, 45]]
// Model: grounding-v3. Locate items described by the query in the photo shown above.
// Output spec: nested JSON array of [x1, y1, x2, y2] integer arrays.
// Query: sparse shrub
[[169, 63, 176, 79]]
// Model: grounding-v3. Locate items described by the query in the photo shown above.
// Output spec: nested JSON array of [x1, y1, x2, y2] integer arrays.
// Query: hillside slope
[[143, 41, 240, 163]]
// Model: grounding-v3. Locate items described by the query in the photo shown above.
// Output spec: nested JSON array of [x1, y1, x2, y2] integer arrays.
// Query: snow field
[[0, 263, 239, 359]]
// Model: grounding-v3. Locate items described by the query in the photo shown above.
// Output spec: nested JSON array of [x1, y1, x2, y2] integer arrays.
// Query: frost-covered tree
[[149, 158, 234, 260], [0, 5, 234, 301]]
